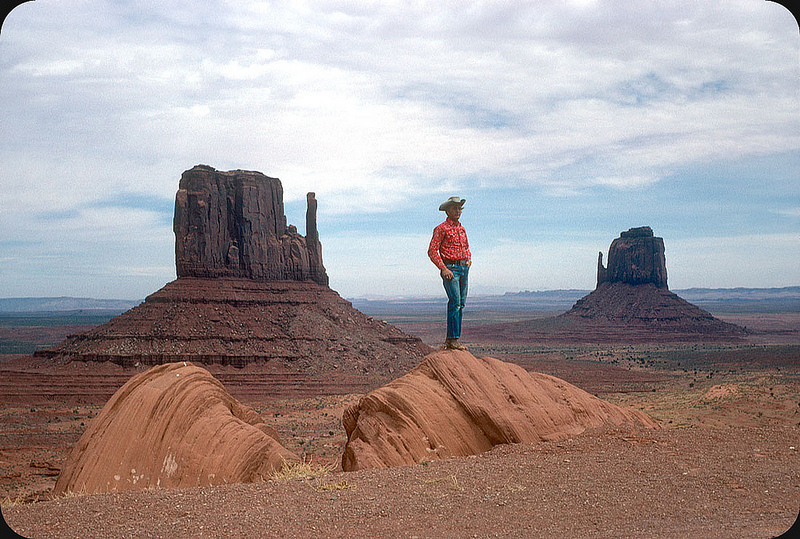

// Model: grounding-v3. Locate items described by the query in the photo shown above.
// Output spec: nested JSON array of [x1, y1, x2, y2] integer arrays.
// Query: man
[[428, 196, 471, 350]]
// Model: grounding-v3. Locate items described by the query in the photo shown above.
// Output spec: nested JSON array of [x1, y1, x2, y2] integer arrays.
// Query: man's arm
[[428, 226, 446, 269], [428, 226, 455, 280]]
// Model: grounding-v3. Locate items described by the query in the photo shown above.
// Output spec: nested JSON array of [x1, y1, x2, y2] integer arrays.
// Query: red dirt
[[1, 312, 799, 537], [4, 425, 798, 538]]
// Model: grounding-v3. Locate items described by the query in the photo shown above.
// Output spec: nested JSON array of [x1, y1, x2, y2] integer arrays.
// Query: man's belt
[[442, 258, 469, 266]]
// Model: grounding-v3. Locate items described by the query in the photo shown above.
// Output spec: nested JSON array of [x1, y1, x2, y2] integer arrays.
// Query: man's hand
[[441, 267, 454, 280]]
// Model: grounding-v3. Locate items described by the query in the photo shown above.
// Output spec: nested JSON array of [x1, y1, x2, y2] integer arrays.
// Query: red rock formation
[[597, 226, 667, 289], [174, 165, 328, 285], [563, 226, 746, 339], [34, 165, 431, 374], [341, 350, 659, 471], [54, 362, 298, 495], [35, 277, 429, 375]]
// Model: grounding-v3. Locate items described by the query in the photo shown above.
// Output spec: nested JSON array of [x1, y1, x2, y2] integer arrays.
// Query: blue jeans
[[442, 264, 469, 339]]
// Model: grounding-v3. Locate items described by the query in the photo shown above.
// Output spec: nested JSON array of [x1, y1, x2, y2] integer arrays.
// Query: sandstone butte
[[562, 226, 746, 337], [468, 226, 746, 344], [33, 165, 430, 375], [54, 362, 299, 496], [341, 349, 660, 471]]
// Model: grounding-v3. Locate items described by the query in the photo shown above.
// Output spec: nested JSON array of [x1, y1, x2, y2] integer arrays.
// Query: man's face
[[446, 205, 462, 221]]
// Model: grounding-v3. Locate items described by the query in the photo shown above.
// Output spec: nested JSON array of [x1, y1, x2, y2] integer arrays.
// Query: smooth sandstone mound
[[341, 350, 659, 471], [54, 362, 298, 495]]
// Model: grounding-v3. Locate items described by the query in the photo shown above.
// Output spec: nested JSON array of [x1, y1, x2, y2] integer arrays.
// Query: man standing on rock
[[428, 197, 471, 350]]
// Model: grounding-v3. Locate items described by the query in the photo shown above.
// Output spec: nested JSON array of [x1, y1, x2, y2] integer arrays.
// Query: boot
[[445, 338, 468, 351]]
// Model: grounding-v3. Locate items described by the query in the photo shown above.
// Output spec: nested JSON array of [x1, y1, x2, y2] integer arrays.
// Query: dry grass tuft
[[268, 457, 336, 482], [1, 494, 26, 508], [2, 491, 48, 507], [314, 479, 355, 492]]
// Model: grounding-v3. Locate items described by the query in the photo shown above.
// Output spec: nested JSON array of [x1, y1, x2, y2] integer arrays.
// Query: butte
[[32, 165, 430, 395], [472, 226, 747, 344]]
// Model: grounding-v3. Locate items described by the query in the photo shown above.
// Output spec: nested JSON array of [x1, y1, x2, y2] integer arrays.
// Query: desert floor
[[1, 310, 799, 538]]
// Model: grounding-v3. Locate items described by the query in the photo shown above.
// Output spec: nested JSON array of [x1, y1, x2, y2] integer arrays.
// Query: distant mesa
[[469, 226, 747, 343], [54, 362, 298, 495], [34, 165, 430, 377], [563, 226, 746, 337], [342, 349, 659, 471]]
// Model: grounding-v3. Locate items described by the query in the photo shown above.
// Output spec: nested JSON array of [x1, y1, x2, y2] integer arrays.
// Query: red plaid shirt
[[428, 218, 471, 270]]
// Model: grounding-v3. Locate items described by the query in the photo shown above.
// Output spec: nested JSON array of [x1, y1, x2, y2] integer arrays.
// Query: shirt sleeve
[[428, 225, 446, 270]]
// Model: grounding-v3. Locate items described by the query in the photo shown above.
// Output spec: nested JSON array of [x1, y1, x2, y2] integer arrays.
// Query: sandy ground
[[2, 312, 800, 537], [3, 425, 798, 538]]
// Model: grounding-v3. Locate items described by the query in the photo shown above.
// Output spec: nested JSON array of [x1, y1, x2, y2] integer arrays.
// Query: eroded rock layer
[[341, 349, 659, 471], [54, 362, 298, 495], [563, 281, 745, 335], [35, 277, 430, 375]]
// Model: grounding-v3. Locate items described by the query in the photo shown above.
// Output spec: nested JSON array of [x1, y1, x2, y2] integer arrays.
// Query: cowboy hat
[[439, 196, 466, 211]]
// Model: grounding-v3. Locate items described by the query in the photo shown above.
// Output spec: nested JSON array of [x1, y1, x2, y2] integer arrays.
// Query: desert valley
[[1, 167, 798, 538]]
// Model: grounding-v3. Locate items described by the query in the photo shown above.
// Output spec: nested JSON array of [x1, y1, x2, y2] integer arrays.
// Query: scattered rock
[[341, 349, 659, 471], [53, 362, 299, 495], [703, 384, 739, 400]]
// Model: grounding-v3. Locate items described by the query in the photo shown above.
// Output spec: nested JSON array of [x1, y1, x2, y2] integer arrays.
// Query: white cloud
[[1, 0, 797, 298], [773, 207, 800, 218]]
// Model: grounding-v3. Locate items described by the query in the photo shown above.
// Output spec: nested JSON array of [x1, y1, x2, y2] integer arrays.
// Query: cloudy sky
[[1, 0, 798, 300]]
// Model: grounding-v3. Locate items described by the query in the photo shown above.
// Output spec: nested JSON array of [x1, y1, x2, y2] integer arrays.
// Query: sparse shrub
[[314, 480, 354, 492], [268, 457, 335, 482]]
